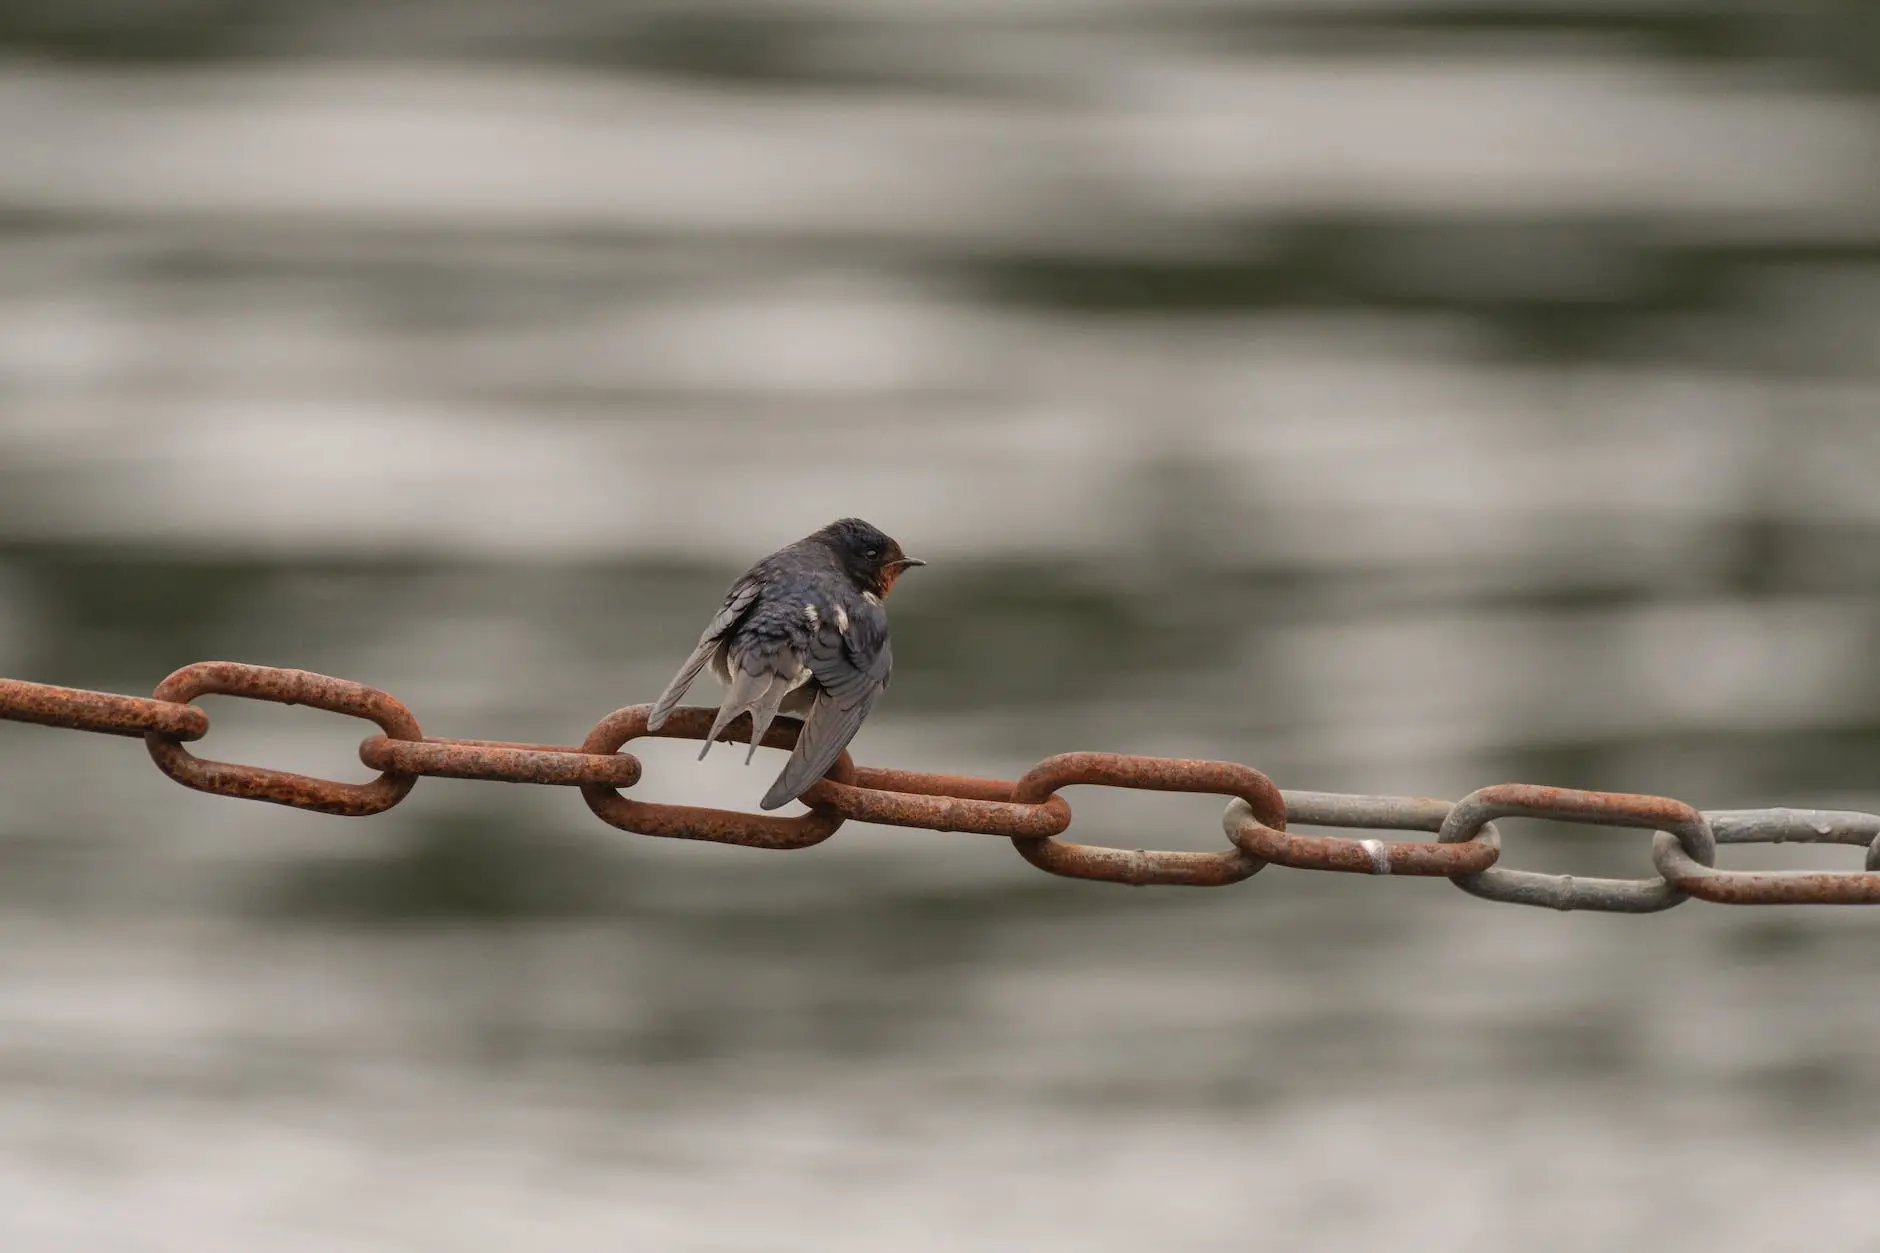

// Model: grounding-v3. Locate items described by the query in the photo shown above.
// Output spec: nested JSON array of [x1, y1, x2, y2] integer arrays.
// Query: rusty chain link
[[4, 661, 1880, 908]]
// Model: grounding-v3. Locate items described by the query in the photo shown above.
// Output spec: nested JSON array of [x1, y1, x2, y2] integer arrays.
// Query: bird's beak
[[889, 556, 926, 570]]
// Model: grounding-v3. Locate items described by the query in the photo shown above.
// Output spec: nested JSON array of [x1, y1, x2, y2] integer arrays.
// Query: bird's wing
[[647, 577, 761, 730], [759, 597, 892, 810]]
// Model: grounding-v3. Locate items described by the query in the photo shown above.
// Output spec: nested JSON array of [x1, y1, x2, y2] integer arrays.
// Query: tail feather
[[743, 676, 794, 764], [699, 666, 777, 761]]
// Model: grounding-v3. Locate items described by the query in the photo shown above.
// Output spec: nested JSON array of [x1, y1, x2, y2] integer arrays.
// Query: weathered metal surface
[[1228, 791, 1502, 876], [1438, 784, 1715, 913], [1005, 753, 1281, 886], [144, 661, 421, 817], [360, 735, 642, 788], [1707, 808, 1880, 848], [804, 767, 1072, 837], [7, 660, 1880, 911], [1653, 808, 1880, 905], [579, 705, 848, 850], [0, 677, 209, 740]]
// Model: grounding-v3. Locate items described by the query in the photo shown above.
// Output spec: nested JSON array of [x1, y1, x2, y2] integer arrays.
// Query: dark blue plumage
[[648, 518, 923, 809]]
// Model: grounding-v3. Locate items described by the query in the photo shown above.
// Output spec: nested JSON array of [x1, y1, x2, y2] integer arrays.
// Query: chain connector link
[[1438, 784, 1715, 913], [145, 662, 421, 817], [1653, 809, 1880, 905], [360, 735, 641, 788], [580, 705, 849, 850], [803, 767, 1072, 837], [1007, 753, 1280, 887], [1229, 791, 1502, 876]]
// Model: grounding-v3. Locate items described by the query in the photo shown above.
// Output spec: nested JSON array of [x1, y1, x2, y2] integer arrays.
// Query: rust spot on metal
[[0, 677, 209, 741], [580, 705, 849, 850], [1651, 829, 1880, 905], [1677, 870, 1880, 906], [803, 767, 1072, 837], [1472, 783, 1707, 830], [360, 735, 642, 788], [1004, 752, 1281, 886], [144, 661, 421, 817]]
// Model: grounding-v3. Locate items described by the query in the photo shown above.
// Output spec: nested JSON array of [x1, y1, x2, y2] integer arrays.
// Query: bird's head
[[814, 517, 925, 597]]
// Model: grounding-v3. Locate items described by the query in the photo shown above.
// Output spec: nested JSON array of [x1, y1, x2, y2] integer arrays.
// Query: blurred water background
[[1, 2, 1879, 1249]]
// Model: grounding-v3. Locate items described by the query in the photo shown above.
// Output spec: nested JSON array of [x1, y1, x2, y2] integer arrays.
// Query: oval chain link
[[1438, 784, 1716, 913], [145, 662, 422, 817], [1007, 753, 1281, 887]]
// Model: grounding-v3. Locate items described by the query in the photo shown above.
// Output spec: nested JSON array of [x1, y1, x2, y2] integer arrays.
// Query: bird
[[647, 518, 924, 810]]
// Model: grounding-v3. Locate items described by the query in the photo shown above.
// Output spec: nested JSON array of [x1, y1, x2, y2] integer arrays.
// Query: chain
[[4, 661, 1880, 909]]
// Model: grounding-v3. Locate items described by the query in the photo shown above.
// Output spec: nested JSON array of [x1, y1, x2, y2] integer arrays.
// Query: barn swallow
[[647, 518, 924, 810]]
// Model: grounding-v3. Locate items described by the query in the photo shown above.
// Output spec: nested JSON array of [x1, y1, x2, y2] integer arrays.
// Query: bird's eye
[[864, 549, 879, 561]]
